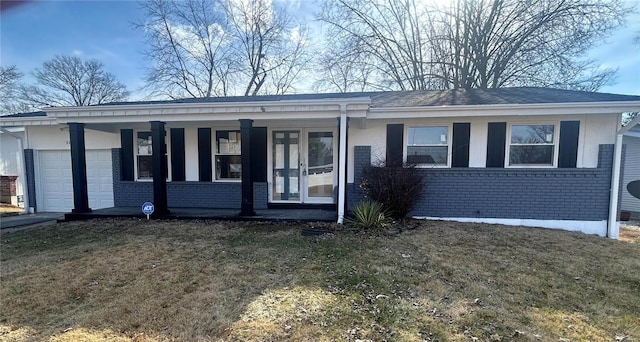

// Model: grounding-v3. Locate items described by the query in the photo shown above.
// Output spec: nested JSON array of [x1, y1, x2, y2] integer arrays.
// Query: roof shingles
[[102, 87, 640, 108], [2, 88, 639, 119]]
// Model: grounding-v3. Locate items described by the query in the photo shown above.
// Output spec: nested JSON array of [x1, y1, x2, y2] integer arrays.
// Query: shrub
[[345, 200, 390, 233], [360, 162, 425, 220]]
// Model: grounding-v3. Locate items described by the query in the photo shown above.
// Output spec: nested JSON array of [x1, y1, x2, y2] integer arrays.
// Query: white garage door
[[38, 150, 114, 212]]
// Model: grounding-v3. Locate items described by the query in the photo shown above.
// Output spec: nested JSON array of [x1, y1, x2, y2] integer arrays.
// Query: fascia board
[[45, 98, 372, 116], [53, 111, 359, 124], [367, 101, 640, 119], [0, 117, 56, 127]]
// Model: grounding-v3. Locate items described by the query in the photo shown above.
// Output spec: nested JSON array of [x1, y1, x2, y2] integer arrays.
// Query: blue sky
[[1, 0, 639, 98]]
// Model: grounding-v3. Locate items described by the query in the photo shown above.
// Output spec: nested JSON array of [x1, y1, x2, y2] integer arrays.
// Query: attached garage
[[37, 150, 114, 212]]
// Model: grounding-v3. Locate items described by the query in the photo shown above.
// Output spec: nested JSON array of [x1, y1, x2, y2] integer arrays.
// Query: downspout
[[607, 133, 623, 239], [0, 127, 29, 214], [337, 105, 348, 224], [608, 114, 640, 238]]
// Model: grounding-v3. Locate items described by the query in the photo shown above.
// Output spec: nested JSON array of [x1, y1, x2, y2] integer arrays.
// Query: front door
[[271, 129, 336, 203]]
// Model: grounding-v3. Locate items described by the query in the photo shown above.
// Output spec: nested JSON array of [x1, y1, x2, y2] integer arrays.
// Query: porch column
[[337, 110, 348, 223], [240, 119, 254, 216], [68, 122, 91, 213], [150, 121, 169, 216]]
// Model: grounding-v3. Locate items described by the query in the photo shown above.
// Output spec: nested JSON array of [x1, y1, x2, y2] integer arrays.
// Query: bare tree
[[319, 0, 438, 91], [313, 35, 380, 93], [137, 0, 311, 98], [0, 65, 32, 115], [137, 0, 234, 99], [318, 0, 628, 91], [19, 55, 129, 107]]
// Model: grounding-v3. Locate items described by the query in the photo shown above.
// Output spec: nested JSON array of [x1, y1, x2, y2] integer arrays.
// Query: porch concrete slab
[[0, 212, 64, 230], [64, 207, 337, 222]]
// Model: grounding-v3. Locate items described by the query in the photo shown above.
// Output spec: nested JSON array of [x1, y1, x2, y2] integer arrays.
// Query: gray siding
[[348, 144, 616, 221], [621, 136, 640, 216], [111, 148, 267, 209]]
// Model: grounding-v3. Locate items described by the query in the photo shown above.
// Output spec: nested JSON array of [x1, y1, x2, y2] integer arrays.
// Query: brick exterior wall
[[0, 176, 17, 196], [24, 149, 37, 211], [348, 144, 618, 221], [348, 146, 371, 210], [111, 148, 267, 209]]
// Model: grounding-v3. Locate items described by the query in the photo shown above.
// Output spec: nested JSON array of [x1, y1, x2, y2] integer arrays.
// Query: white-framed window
[[507, 124, 556, 167], [135, 130, 170, 180], [407, 126, 450, 166], [215, 130, 242, 180]]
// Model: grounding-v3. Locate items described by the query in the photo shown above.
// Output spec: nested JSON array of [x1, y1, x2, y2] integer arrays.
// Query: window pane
[[408, 127, 448, 145], [407, 146, 448, 165], [509, 145, 554, 165], [137, 155, 153, 179], [511, 125, 554, 144], [216, 130, 241, 154], [216, 155, 242, 179], [137, 132, 152, 155]]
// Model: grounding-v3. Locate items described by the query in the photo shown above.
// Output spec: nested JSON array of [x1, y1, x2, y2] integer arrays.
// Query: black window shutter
[[558, 121, 580, 168], [198, 128, 212, 182], [251, 127, 267, 182], [170, 128, 185, 181], [452, 123, 470, 167], [386, 124, 404, 167], [120, 129, 134, 181], [486, 122, 506, 168]]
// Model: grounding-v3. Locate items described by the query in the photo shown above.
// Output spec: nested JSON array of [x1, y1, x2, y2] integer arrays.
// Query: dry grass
[[1, 218, 639, 341], [0, 204, 23, 217], [620, 225, 640, 243]]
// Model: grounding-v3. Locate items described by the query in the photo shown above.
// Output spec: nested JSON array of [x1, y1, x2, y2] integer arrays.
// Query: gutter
[[0, 128, 29, 214], [608, 115, 640, 238]]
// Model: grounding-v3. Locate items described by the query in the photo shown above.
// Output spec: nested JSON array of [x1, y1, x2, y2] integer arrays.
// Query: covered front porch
[[48, 96, 370, 223]]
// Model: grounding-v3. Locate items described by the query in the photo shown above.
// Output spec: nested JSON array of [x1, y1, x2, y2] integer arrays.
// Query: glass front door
[[271, 129, 336, 203], [305, 131, 334, 203], [272, 131, 300, 201]]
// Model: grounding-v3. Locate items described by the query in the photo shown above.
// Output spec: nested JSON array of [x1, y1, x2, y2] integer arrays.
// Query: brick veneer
[[111, 148, 267, 209], [348, 144, 619, 221]]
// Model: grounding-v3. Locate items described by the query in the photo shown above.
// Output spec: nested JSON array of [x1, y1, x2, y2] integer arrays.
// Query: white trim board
[[413, 216, 609, 237]]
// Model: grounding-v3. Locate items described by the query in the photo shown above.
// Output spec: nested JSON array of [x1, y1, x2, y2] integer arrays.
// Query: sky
[[1, 0, 639, 99]]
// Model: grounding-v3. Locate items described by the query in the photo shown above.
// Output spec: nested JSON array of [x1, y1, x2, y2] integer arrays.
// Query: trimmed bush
[[360, 162, 425, 220]]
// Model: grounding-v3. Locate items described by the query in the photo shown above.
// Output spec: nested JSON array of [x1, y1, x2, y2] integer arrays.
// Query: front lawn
[[1, 219, 639, 341]]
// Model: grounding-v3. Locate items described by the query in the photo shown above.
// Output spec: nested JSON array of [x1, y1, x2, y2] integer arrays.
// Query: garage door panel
[[39, 150, 114, 212]]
